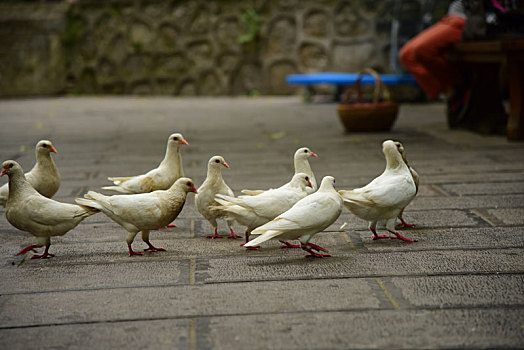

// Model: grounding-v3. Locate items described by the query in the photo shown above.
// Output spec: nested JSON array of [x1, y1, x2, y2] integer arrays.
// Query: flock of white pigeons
[[0, 133, 419, 260]]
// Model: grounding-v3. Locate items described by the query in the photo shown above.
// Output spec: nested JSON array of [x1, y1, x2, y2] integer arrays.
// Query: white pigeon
[[0, 140, 60, 207], [214, 172, 313, 249], [1, 160, 98, 259], [76, 177, 197, 256], [102, 133, 188, 194], [243, 176, 342, 258], [195, 156, 240, 239], [338, 140, 418, 242], [241, 147, 318, 195], [395, 141, 419, 228]]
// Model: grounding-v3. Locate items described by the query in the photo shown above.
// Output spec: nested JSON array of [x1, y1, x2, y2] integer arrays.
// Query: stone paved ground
[[0, 97, 523, 349]]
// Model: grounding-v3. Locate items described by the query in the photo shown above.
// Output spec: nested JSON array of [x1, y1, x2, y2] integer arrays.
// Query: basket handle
[[341, 68, 393, 105]]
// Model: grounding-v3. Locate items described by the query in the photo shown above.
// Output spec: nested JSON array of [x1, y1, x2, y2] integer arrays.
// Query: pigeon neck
[[35, 151, 58, 175], [294, 158, 311, 176], [8, 172, 34, 200], [385, 151, 405, 171], [207, 165, 223, 182], [161, 144, 184, 175]]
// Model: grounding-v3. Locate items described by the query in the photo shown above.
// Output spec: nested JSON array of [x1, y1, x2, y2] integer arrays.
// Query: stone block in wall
[[0, 3, 69, 97]]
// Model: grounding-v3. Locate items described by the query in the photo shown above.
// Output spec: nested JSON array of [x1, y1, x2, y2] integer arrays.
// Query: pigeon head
[[318, 176, 336, 191], [168, 133, 188, 146], [394, 141, 410, 166], [209, 156, 229, 169], [295, 147, 318, 160], [290, 172, 313, 189], [382, 140, 404, 169], [1, 160, 23, 177], [174, 177, 198, 194], [36, 140, 57, 154]]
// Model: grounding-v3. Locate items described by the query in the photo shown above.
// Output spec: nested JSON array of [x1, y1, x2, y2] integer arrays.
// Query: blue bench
[[286, 72, 417, 101]]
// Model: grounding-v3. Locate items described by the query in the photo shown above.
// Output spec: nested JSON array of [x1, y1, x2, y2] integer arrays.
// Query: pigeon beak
[[0, 169, 6, 177], [222, 161, 230, 168], [181, 139, 189, 145], [50, 146, 57, 153], [310, 151, 318, 157], [192, 187, 198, 194], [307, 180, 313, 188]]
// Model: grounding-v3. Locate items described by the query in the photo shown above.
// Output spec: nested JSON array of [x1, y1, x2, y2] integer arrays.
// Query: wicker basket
[[337, 68, 399, 132]]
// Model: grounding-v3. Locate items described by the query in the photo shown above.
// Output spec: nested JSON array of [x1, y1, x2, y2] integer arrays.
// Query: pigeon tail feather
[[101, 185, 133, 194], [243, 229, 283, 247]]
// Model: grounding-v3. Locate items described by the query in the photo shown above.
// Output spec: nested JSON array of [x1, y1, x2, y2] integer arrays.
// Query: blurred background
[[0, 0, 450, 98]]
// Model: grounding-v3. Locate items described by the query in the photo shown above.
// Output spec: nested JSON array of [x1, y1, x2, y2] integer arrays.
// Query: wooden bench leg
[[460, 62, 507, 134], [507, 55, 524, 140]]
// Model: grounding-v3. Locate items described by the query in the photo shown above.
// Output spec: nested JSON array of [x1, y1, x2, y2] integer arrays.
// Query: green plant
[[238, 7, 261, 44]]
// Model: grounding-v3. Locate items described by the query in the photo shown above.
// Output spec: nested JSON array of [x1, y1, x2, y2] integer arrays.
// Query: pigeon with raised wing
[[196, 156, 240, 239], [102, 133, 188, 194], [241, 147, 318, 195], [0, 140, 60, 207], [243, 176, 342, 258], [77, 177, 197, 256], [338, 140, 418, 242], [214, 173, 313, 249], [395, 141, 419, 228], [1, 160, 97, 259]]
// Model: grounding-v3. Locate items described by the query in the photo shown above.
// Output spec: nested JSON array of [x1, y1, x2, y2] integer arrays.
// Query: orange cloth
[[400, 16, 466, 99]]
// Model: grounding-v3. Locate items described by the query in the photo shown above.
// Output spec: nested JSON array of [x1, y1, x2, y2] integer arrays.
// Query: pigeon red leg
[[128, 245, 143, 256], [206, 228, 223, 239], [226, 228, 242, 239], [396, 218, 415, 229], [307, 242, 329, 253], [15, 244, 42, 256], [166, 223, 177, 228], [279, 240, 301, 249], [144, 242, 166, 252], [301, 243, 330, 258], [388, 230, 418, 242], [371, 227, 389, 240], [31, 245, 55, 259], [240, 229, 260, 250]]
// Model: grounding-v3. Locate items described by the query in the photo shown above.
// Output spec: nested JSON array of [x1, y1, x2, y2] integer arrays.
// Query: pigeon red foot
[[144, 242, 166, 252], [166, 223, 177, 228], [388, 230, 418, 242], [31, 250, 55, 259], [227, 229, 242, 239], [279, 240, 301, 249], [128, 246, 143, 256], [396, 218, 415, 229], [241, 230, 260, 250], [207, 228, 223, 239], [370, 228, 389, 240], [15, 244, 43, 256], [301, 242, 330, 258]]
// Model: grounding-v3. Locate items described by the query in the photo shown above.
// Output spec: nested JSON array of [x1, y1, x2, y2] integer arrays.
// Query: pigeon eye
[[173, 137, 178, 141], [305, 176, 309, 181], [215, 159, 220, 163], [186, 181, 192, 187], [8, 163, 14, 168], [304, 150, 308, 153], [43, 144, 48, 148]]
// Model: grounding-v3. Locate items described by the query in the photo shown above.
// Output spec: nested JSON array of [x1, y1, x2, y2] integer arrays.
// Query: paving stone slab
[[0, 317, 190, 350], [199, 308, 524, 350], [197, 247, 523, 283], [389, 274, 524, 308], [440, 181, 524, 195], [357, 226, 524, 252], [0, 279, 380, 328], [410, 194, 524, 210], [0, 259, 187, 294]]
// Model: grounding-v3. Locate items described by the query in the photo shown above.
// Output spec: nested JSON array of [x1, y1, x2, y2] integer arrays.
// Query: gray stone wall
[[0, 0, 446, 97]]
